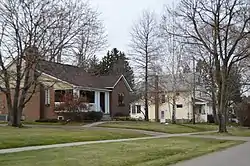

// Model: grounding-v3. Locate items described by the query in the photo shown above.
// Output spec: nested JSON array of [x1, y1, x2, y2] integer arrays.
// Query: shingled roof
[[36, 60, 123, 90]]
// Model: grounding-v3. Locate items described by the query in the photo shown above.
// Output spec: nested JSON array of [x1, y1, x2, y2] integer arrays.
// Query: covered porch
[[194, 98, 209, 122], [54, 87, 111, 114], [40, 72, 111, 114]]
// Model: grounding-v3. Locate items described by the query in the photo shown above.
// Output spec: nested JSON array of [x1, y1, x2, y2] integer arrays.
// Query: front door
[[100, 92, 105, 113]]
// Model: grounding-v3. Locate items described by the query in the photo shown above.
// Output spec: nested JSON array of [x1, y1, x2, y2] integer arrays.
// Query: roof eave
[[108, 75, 133, 92], [74, 86, 112, 92]]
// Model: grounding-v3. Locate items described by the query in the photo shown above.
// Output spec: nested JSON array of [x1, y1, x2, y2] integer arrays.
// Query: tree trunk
[[6, 92, 13, 126], [155, 75, 159, 122], [144, 48, 149, 121], [10, 107, 23, 127], [145, 97, 149, 121], [211, 90, 218, 124], [144, 67, 149, 121], [192, 98, 196, 124], [10, 93, 23, 128], [12, 107, 19, 127], [218, 71, 228, 133], [172, 97, 176, 124], [210, 67, 218, 124]]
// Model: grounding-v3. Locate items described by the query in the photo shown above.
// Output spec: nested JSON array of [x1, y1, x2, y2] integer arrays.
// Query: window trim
[[131, 105, 136, 114]]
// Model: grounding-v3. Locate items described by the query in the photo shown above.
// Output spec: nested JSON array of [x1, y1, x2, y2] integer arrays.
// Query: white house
[[130, 73, 214, 123]]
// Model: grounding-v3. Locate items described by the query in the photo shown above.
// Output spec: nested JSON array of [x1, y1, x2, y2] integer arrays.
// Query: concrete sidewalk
[[82, 122, 106, 128], [172, 142, 250, 166], [188, 134, 250, 142], [90, 126, 167, 136]]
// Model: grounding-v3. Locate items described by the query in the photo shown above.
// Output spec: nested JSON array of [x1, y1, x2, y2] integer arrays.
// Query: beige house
[[130, 73, 213, 122]]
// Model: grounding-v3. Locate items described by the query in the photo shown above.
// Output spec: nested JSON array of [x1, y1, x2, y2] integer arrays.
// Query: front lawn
[[198, 127, 250, 137], [0, 127, 146, 149], [0, 121, 85, 126], [0, 137, 242, 166], [98, 121, 218, 133]]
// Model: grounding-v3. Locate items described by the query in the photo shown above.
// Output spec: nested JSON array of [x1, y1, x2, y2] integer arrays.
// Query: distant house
[[0, 59, 133, 121], [130, 73, 213, 123]]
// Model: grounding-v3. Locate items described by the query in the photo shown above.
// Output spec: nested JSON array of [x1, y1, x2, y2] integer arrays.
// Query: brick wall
[[111, 78, 131, 117], [0, 85, 57, 121]]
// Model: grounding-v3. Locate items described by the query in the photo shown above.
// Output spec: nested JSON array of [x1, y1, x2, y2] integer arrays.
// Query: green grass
[[0, 121, 85, 126], [98, 121, 218, 133], [198, 127, 250, 137], [0, 126, 146, 149], [0, 137, 243, 166]]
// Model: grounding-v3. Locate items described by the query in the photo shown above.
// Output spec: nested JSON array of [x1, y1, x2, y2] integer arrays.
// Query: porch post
[[105, 92, 110, 114], [94, 91, 100, 112], [73, 87, 80, 98]]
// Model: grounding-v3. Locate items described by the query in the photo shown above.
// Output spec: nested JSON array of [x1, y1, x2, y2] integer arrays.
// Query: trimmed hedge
[[87, 111, 103, 121], [35, 119, 58, 123], [113, 116, 140, 121], [59, 111, 103, 122], [113, 112, 129, 117]]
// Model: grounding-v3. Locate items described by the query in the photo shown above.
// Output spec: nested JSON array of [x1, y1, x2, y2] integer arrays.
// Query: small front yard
[[0, 126, 146, 149], [98, 121, 218, 133], [0, 137, 242, 166]]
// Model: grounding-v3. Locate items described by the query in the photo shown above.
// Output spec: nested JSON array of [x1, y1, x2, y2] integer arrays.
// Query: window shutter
[[45, 89, 50, 105]]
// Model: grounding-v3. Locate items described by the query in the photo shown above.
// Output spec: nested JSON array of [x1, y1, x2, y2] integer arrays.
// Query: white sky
[[90, 0, 177, 58]]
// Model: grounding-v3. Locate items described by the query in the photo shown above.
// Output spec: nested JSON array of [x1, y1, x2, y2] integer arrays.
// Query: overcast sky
[[90, 0, 176, 57]]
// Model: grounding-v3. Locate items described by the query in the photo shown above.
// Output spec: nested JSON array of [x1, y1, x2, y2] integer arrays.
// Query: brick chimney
[[24, 46, 40, 81], [24, 46, 39, 64]]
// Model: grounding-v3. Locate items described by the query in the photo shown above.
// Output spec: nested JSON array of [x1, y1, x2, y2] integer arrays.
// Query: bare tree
[[196, 53, 219, 124], [38, 0, 107, 65], [73, 8, 108, 69], [160, 4, 189, 124], [163, 0, 250, 132], [129, 10, 163, 121], [0, 0, 100, 127]]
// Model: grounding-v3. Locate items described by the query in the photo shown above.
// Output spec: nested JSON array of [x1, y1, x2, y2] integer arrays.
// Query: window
[[161, 95, 166, 103], [57, 116, 64, 121], [198, 106, 205, 114], [176, 104, 183, 108], [132, 105, 136, 114], [54, 89, 73, 102], [55, 90, 65, 102], [80, 90, 95, 103], [45, 88, 50, 105], [118, 93, 125, 106], [136, 105, 141, 113]]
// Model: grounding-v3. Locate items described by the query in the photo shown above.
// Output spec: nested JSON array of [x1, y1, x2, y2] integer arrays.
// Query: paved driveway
[[172, 141, 250, 166]]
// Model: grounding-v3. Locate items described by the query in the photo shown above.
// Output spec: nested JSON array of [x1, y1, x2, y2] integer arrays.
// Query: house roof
[[159, 73, 194, 92], [36, 60, 131, 90]]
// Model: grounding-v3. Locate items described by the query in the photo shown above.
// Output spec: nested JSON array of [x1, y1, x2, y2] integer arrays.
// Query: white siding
[[130, 91, 213, 122]]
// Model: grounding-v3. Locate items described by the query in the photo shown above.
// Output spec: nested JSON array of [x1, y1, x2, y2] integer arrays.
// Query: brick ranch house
[[0, 60, 133, 121]]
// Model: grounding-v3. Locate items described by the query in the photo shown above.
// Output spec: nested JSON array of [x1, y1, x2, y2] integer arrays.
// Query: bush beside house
[[54, 94, 103, 122]]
